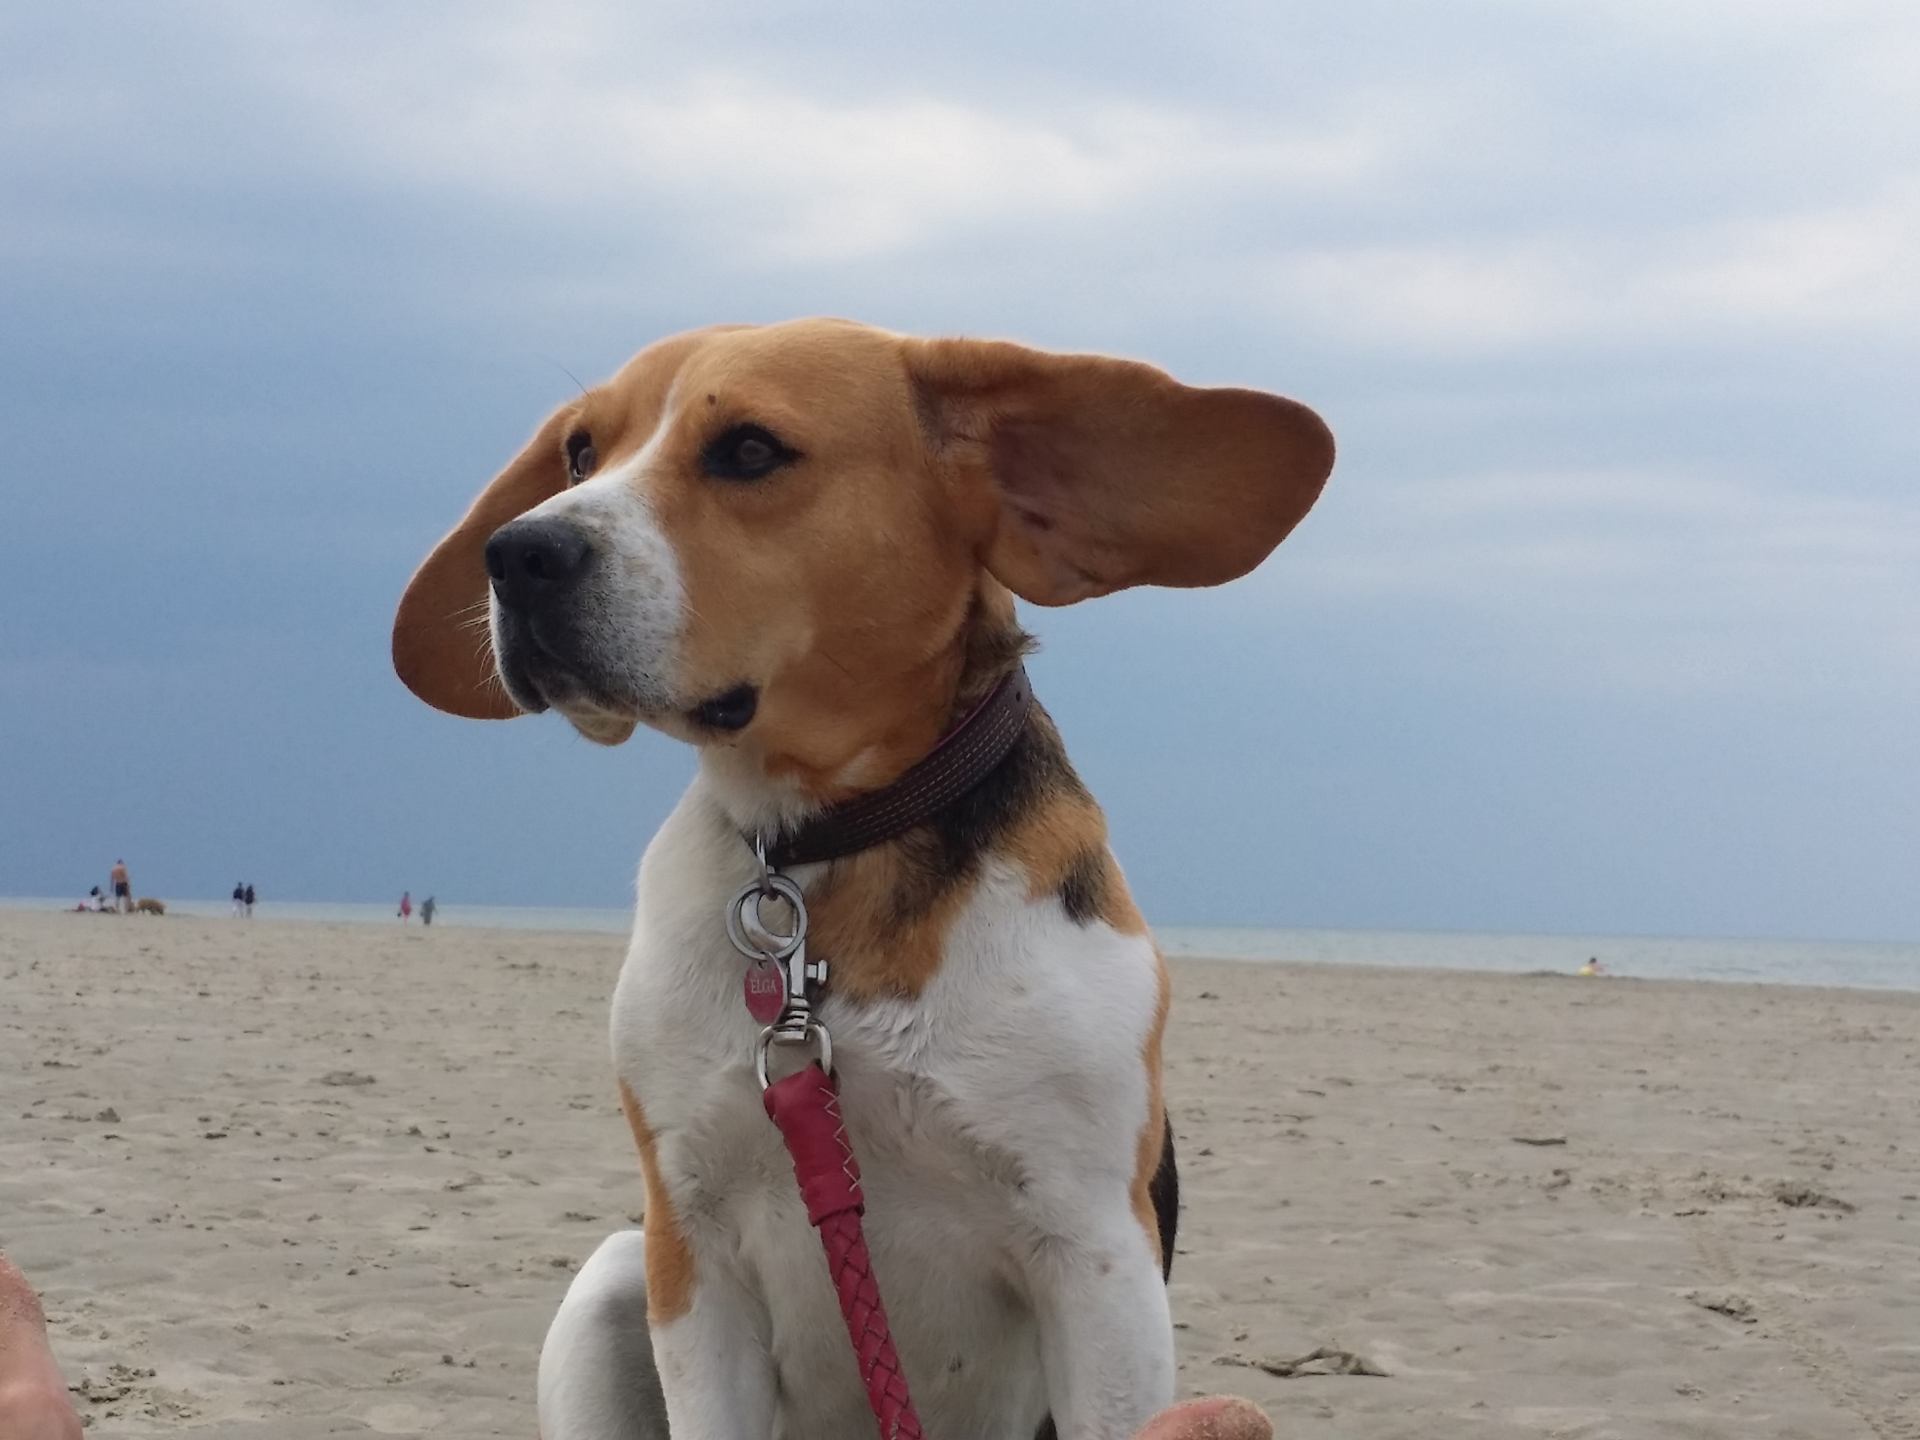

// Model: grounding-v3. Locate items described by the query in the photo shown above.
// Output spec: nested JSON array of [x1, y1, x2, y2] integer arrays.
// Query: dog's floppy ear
[[392, 408, 573, 717], [905, 338, 1335, 606]]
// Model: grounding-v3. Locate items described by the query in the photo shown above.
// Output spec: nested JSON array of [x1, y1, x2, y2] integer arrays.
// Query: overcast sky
[[3, 1, 1916, 941]]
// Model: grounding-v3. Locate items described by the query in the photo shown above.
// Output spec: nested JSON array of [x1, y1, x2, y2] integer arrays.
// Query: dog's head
[[393, 319, 1333, 792]]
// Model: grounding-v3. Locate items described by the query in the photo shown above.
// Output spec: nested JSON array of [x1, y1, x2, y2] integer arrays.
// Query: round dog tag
[[744, 962, 785, 1025]]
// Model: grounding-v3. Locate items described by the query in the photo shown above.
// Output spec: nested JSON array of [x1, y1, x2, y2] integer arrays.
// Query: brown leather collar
[[756, 666, 1034, 869]]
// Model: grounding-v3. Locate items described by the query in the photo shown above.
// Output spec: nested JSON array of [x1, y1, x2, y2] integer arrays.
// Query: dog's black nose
[[484, 518, 593, 612]]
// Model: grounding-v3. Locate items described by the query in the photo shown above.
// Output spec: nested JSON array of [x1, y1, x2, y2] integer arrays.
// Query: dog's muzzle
[[484, 517, 601, 713]]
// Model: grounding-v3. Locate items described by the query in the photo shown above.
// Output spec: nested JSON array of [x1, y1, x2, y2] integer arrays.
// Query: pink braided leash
[[763, 1063, 925, 1440]]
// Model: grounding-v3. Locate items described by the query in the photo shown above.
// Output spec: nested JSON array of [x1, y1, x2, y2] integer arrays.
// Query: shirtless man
[[109, 859, 132, 915], [0, 1254, 1267, 1439]]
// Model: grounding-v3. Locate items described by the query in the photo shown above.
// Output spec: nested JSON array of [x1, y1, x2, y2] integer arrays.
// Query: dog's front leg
[[538, 1228, 776, 1440], [1032, 1214, 1176, 1440], [649, 1250, 779, 1440], [539, 1231, 667, 1440]]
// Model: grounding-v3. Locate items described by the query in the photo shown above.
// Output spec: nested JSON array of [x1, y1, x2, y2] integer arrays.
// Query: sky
[[2, 1, 1916, 941]]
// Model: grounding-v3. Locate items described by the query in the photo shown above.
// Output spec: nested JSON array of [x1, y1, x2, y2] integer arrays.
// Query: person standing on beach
[[109, 859, 132, 914], [420, 895, 436, 926], [231, 882, 245, 918], [243, 883, 255, 918], [398, 890, 412, 923]]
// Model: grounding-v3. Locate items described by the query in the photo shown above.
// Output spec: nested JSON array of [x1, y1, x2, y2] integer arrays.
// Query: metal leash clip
[[726, 837, 831, 1088]]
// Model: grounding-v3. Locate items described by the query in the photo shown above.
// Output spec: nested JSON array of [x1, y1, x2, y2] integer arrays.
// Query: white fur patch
[[537, 1232, 666, 1439], [579, 772, 1175, 1439], [493, 445, 687, 718]]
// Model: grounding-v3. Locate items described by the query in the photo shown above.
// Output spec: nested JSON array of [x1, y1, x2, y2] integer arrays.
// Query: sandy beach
[[3, 910, 1916, 1438]]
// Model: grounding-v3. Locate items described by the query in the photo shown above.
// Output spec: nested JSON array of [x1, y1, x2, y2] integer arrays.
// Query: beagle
[[392, 319, 1333, 1439]]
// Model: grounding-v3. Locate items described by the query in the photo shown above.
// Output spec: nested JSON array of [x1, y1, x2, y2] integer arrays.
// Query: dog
[[134, 897, 166, 916], [392, 318, 1333, 1439]]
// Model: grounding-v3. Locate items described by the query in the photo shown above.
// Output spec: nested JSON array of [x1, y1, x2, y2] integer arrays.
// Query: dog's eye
[[565, 430, 597, 485], [703, 424, 797, 481]]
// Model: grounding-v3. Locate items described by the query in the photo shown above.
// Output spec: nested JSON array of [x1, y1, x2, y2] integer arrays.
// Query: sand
[[3, 909, 1918, 1438]]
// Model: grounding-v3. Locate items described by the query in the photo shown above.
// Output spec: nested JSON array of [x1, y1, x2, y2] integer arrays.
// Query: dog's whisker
[[534, 353, 590, 399]]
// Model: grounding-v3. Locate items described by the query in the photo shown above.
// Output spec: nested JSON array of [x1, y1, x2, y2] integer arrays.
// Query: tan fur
[[652, 324, 983, 796], [1008, 793, 1107, 901], [904, 335, 1334, 605], [1006, 795, 1149, 937], [801, 742, 1148, 1000], [392, 328, 731, 720], [617, 1081, 694, 1324], [806, 847, 980, 1003], [394, 319, 1334, 812], [1131, 953, 1172, 1255], [1105, 876, 1149, 937], [134, 897, 166, 916]]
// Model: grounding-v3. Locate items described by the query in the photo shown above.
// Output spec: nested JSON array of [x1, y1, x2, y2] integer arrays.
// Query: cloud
[[1263, 179, 1920, 355], [12, 2, 1917, 355], [1281, 466, 1920, 697], [310, 83, 1387, 267], [0, 5, 1389, 261], [4, 0, 1919, 936]]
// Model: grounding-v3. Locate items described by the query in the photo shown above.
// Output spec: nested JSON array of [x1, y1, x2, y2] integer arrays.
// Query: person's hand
[[0, 1255, 85, 1440], [1136, 1395, 1273, 1439]]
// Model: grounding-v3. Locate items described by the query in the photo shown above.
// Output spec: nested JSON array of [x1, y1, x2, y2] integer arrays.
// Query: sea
[[5, 897, 1916, 993]]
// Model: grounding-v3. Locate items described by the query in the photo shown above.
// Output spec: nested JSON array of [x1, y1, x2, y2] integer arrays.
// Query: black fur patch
[[871, 622, 1098, 936], [1055, 846, 1111, 928], [876, 665, 1095, 930], [1151, 1114, 1179, 1279]]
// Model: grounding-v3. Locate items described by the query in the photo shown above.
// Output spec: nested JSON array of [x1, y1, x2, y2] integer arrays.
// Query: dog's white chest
[[608, 788, 1164, 1437], [676, 1056, 1049, 1437], [611, 938, 1053, 1434]]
